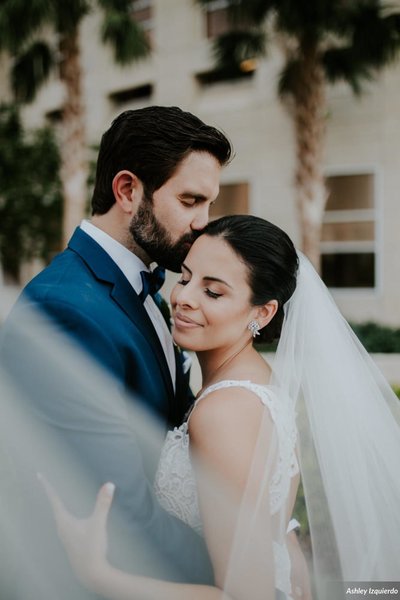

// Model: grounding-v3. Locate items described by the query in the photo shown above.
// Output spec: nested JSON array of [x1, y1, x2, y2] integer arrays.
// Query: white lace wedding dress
[[154, 380, 299, 599]]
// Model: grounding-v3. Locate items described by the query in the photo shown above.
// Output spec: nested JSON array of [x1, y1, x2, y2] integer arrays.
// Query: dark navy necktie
[[139, 267, 166, 302]]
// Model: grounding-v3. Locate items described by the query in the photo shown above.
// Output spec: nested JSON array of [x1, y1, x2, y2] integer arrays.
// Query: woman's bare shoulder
[[189, 384, 270, 447], [188, 384, 274, 490]]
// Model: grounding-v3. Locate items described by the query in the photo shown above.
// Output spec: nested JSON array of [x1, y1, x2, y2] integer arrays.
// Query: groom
[[0, 106, 232, 598]]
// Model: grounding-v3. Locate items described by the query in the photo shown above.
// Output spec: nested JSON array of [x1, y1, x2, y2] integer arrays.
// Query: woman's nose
[[175, 282, 198, 308]]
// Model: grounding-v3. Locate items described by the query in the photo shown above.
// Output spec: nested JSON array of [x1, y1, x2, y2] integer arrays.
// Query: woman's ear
[[112, 170, 143, 214], [255, 300, 279, 331]]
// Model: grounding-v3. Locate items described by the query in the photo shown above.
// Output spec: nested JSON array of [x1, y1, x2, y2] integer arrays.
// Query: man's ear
[[112, 170, 142, 214], [255, 300, 279, 330]]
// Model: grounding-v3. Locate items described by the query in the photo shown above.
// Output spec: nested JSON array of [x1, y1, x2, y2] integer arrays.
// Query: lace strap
[[186, 380, 274, 426]]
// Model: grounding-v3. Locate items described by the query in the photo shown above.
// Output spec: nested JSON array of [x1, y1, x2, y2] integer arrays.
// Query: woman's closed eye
[[205, 288, 222, 299], [177, 279, 222, 299]]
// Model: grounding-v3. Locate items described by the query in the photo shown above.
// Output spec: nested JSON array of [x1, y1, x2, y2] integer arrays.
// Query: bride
[[40, 215, 400, 600]]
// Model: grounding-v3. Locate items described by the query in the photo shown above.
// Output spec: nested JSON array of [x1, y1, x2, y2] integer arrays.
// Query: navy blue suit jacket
[[0, 228, 212, 596]]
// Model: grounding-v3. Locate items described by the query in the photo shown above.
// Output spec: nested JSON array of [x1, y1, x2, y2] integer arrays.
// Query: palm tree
[[0, 0, 150, 246], [196, 0, 400, 270]]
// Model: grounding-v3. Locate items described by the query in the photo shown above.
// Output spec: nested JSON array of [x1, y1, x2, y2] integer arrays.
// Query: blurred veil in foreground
[[0, 306, 199, 599], [1, 254, 400, 600]]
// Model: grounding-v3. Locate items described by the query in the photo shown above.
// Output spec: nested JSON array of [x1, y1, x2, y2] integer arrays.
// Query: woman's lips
[[173, 312, 202, 329]]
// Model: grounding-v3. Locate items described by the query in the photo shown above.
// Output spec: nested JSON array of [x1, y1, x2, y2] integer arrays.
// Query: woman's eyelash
[[205, 289, 222, 299], [177, 280, 222, 299]]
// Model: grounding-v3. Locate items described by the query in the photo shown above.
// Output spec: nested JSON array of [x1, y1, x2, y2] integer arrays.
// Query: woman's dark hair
[[91, 106, 232, 215], [204, 215, 299, 344]]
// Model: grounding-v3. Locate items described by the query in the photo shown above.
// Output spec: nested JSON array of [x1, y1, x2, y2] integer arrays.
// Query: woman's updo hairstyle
[[203, 215, 299, 344]]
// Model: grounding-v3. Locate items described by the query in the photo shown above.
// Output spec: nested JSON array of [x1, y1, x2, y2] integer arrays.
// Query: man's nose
[[190, 204, 210, 231]]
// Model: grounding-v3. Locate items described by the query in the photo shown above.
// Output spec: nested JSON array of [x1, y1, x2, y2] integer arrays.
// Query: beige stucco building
[[2, 0, 400, 326]]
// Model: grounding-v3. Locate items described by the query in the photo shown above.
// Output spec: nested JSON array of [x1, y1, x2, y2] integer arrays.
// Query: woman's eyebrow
[[181, 263, 233, 289], [203, 276, 232, 289], [181, 263, 192, 274]]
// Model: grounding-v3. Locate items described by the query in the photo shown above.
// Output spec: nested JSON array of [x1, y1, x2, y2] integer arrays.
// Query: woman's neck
[[196, 339, 255, 393]]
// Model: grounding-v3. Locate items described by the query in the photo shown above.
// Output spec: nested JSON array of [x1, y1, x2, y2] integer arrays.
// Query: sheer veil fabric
[[272, 254, 400, 590], [0, 308, 198, 598], [224, 253, 400, 599], [1, 255, 399, 599]]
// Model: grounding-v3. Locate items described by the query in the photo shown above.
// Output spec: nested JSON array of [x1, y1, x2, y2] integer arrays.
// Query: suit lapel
[[68, 228, 174, 399], [110, 270, 175, 399]]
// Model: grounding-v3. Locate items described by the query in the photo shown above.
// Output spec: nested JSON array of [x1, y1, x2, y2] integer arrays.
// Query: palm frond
[[322, 47, 373, 96], [278, 58, 302, 98], [11, 40, 54, 103], [351, 8, 400, 69], [272, 0, 378, 45], [101, 10, 150, 64], [54, 0, 90, 34], [0, 0, 52, 52], [213, 29, 267, 68], [0, 104, 23, 173]]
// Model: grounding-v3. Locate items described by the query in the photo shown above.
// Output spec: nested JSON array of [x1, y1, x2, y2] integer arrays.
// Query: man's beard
[[129, 196, 200, 272]]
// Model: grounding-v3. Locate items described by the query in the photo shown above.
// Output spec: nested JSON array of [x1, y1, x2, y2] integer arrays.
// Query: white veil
[[196, 252, 400, 600], [271, 253, 400, 595]]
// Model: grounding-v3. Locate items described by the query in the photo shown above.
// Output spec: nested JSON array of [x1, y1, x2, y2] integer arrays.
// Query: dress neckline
[[197, 379, 274, 401]]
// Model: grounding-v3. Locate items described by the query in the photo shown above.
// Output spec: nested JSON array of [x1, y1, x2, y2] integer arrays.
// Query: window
[[109, 83, 153, 107], [205, 0, 232, 38], [199, 1, 257, 85], [130, 0, 153, 43], [210, 182, 249, 219], [321, 174, 376, 288], [195, 66, 255, 86]]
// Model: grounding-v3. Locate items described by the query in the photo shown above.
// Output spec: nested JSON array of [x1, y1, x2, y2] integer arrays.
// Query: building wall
[[4, 0, 400, 325]]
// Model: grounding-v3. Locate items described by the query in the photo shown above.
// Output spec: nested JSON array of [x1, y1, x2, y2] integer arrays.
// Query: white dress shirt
[[80, 220, 176, 390]]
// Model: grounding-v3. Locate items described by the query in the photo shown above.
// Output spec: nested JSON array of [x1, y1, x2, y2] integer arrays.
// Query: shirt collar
[[80, 220, 149, 294]]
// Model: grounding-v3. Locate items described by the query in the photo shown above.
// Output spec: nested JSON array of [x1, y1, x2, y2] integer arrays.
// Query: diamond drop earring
[[247, 320, 260, 338]]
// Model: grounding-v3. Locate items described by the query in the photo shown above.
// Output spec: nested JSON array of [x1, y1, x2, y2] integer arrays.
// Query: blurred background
[[0, 0, 400, 385]]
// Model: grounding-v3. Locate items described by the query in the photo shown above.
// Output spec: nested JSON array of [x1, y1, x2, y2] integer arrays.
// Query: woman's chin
[[172, 330, 200, 352]]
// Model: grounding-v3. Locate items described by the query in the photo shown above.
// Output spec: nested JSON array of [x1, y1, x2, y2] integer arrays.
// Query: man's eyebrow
[[181, 264, 233, 289]]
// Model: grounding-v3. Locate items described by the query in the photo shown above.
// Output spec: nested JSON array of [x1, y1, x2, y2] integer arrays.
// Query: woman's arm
[[188, 387, 277, 600], [39, 387, 278, 600], [39, 475, 229, 600]]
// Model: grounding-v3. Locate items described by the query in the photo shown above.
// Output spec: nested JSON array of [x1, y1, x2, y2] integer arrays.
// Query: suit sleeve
[[0, 299, 213, 585]]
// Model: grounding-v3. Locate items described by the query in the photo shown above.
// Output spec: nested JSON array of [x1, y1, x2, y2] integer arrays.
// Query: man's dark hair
[[91, 106, 232, 215]]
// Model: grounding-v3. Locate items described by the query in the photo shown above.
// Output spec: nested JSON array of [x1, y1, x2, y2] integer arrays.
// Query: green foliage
[[101, 9, 150, 64], [350, 322, 400, 353], [292, 481, 309, 541], [11, 41, 54, 103], [0, 104, 62, 280], [257, 322, 400, 353], [0, 0, 150, 104], [196, 0, 400, 95]]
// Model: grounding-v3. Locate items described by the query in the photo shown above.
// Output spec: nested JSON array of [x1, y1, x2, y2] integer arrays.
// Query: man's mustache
[[180, 229, 202, 246]]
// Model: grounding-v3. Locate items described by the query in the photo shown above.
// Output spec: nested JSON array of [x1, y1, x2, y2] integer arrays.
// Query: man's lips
[[182, 241, 193, 251], [173, 312, 203, 328]]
